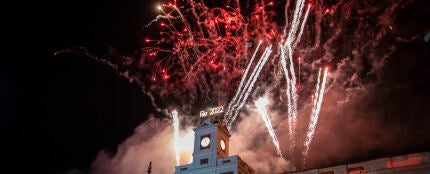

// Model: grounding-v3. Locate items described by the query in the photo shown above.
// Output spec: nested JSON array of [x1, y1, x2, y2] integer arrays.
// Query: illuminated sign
[[200, 106, 224, 117]]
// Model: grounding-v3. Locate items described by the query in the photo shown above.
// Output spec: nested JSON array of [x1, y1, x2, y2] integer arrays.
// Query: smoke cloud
[[90, 106, 296, 173], [91, 116, 187, 174], [74, 0, 430, 173], [230, 104, 293, 173]]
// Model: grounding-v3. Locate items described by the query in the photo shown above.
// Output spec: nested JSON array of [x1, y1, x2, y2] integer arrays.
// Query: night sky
[[4, 0, 158, 173], [3, 0, 430, 173]]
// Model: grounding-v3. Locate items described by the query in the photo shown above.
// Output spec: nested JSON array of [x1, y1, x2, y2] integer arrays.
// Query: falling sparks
[[225, 45, 272, 129], [225, 41, 263, 122], [255, 96, 283, 158], [60, 0, 336, 165], [147, 0, 328, 161], [304, 68, 328, 160], [171, 110, 180, 165], [52, 0, 425, 171]]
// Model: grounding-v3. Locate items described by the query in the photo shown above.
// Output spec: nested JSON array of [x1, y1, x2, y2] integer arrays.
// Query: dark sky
[[3, 0, 158, 173], [3, 0, 430, 173]]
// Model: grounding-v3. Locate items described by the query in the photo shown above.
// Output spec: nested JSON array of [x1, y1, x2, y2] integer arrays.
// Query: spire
[[147, 161, 152, 174]]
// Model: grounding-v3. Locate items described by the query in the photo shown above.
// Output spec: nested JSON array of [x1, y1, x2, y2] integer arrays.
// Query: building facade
[[174, 120, 254, 174], [283, 151, 430, 174]]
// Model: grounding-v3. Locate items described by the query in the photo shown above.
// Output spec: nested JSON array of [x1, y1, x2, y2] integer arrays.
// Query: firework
[[225, 41, 262, 121], [54, 0, 419, 170], [59, 0, 335, 164], [304, 68, 328, 159], [292, 4, 311, 50], [279, 45, 295, 149], [226, 45, 272, 129], [255, 96, 283, 158], [171, 110, 180, 165]]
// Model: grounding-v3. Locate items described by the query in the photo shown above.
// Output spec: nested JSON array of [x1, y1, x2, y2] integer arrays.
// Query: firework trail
[[171, 110, 180, 165], [226, 45, 272, 127], [54, 47, 170, 115], [54, 0, 420, 170], [58, 0, 336, 165], [283, 0, 306, 45], [227, 45, 272, 129], [286, 44, 298, 136], [279, 45, 295, 149], [225, 45, 269, 123], [226, 0, 310, 130], [304, 68, 328, 159], [225, 41, 262, 120], [229, 46, 272, 125], [311, 69, 322, 115], [255, 96, 283, 158], [277, 0, 311, 152], [292, 4, 311, 49]]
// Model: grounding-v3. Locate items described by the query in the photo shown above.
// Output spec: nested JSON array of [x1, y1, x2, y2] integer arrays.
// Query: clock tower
[[174, 120, 254, 174]]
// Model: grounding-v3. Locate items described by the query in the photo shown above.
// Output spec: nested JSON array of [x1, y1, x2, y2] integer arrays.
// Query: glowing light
[[255, 96, 283, 158], [70, 0, 335, 163], [287, 44, 298, 144], [225, 42, 262, 122], [304, 68, 328, 158], [325, 9, 329, 13], [226, 45, 272, 129], [310, 69, 322, 123], [171, 110, 195, 165], [292, 4, 311, 49], [279, 45, 295, 149], [171, 110, 180, 165], [284, 0, 305, 45]]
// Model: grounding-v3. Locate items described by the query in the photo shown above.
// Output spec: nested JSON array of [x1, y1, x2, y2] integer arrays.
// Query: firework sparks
[[287, 44, 298, 139], [311, 69, 322, 118], [226, 45, 272, 129], [279, 45, 295, 149], [304, 68, 328, 159], [255, 96, 283, 158], [292, 4, 311, 49], [59, 0, 335, 165], [171, 110, 180, 165], [171, 110, 195, 165], [52, 0, 425, 171], [144, 0, 328, 161], [225, 41, 262, 121]]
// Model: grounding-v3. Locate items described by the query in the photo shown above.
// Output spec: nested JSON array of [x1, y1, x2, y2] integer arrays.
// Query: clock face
[[201, 137, 210, 147], [220, 139, 226, 150]]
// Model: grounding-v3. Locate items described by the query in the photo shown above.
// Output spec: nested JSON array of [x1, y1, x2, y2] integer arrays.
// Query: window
[[348, 167, 365, 174], [222, 159, 231, 163], [220, 172, 233, 174], [200, 158, 208, 164]]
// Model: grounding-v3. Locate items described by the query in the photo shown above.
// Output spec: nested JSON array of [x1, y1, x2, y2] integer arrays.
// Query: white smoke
[[90, 105, 295, 174], [91, 116, 194, 174]]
